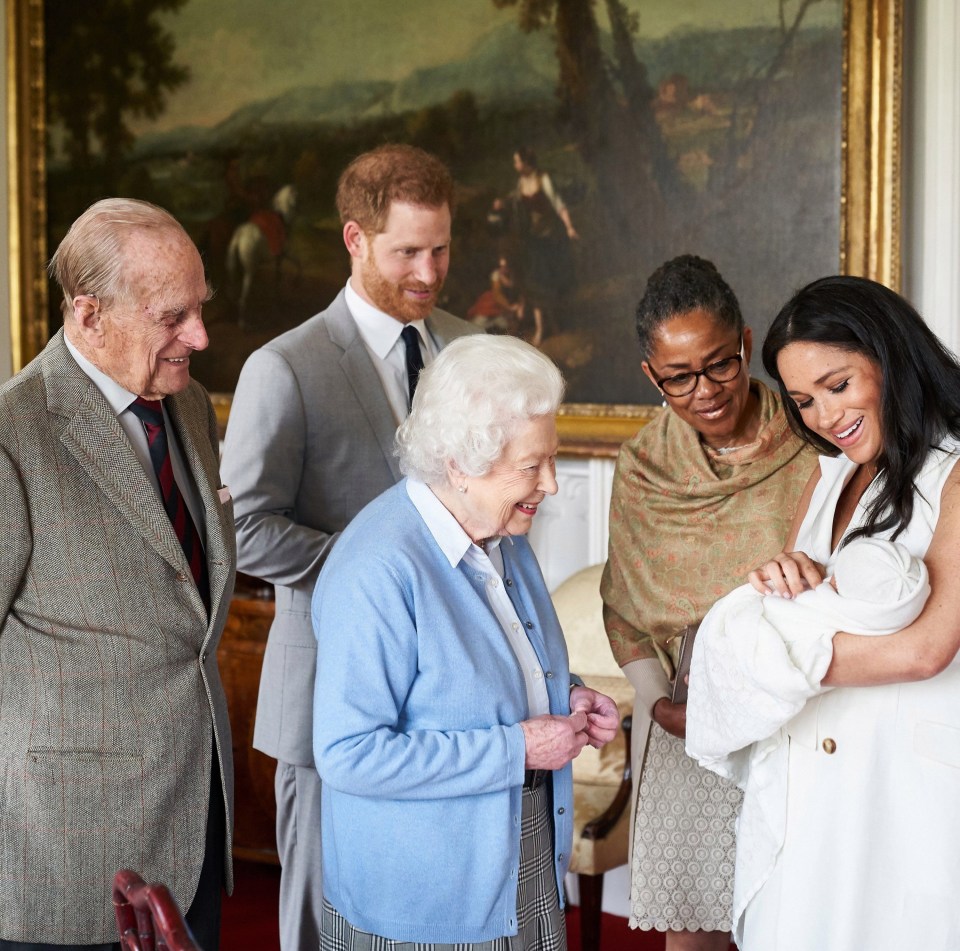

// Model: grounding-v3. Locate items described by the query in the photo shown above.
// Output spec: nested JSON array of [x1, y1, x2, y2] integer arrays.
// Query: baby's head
[[832, 538, 924, 603]]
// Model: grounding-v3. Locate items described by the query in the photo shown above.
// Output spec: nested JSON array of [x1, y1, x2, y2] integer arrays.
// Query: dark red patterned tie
[[129, 397, 210, 610]]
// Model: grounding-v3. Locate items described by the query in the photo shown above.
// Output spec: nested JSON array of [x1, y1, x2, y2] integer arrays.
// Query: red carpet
[[221, 860, 734, 950], [221, 860, 281, 950]]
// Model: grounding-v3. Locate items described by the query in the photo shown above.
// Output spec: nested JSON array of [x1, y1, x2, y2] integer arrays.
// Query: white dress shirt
[[345, 280, 438, 424], [406, 477, 550, 717]]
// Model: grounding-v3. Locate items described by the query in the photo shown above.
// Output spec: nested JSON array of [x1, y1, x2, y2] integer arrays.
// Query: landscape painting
[[40, 0, 851, 409]]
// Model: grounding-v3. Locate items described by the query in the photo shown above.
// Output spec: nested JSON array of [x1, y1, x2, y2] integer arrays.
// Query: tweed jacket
[[0, 331, 237, 944], [221, 290, 478, 766]]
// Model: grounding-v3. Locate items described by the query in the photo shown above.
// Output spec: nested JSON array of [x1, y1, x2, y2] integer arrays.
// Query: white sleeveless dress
[[740, 439, 960, 950]]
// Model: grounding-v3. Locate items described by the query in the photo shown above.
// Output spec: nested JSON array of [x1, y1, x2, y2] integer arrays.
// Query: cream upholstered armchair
[[552, 564, 634, 951]]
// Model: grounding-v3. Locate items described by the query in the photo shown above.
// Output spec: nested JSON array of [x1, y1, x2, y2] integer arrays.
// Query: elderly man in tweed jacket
[[0, 199, 236, 951]]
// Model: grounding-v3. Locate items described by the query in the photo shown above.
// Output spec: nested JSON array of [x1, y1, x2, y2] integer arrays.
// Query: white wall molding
[[527, 457, 616, 592], [904, 0, 960, 352]]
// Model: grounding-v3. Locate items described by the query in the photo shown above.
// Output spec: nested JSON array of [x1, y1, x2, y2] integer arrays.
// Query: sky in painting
[[138, 0, 841, 133]]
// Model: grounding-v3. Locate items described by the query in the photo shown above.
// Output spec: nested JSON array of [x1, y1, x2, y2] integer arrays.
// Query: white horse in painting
[[226, 183, 299, 322]]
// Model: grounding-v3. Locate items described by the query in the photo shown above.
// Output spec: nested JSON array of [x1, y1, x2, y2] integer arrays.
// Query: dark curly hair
[[763, 275, 960, 544], [635, 254, 743, 358]]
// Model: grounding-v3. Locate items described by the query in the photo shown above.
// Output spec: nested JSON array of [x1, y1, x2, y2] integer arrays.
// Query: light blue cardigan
[[312, 481, 574, 943]]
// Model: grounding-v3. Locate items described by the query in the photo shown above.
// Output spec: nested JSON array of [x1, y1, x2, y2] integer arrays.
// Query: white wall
[[902, 0, 960, 353], [527, 456, 616, 592]]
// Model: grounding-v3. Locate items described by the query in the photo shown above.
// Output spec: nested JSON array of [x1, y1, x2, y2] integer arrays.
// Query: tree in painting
[[45, 0, 189, 175], [495, 0, 678, 253], [487, 0, 838, 400], [492, 0, 829, 258]]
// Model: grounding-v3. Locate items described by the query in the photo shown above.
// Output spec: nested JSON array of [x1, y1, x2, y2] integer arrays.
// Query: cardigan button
[[526, 621, 534, 629], [557, 807, 565, 815], [822, 738, 837, 754]]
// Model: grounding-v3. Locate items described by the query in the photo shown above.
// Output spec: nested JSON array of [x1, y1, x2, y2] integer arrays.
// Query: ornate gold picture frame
[[7, 0, 901, 456]]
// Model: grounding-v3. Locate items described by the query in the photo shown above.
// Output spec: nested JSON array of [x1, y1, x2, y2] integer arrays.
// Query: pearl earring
[[458, 484, 467, 494]]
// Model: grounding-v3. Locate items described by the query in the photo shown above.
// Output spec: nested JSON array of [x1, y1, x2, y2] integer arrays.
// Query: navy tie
[[129, 397, 210, 611], [401, 325, 425, 404]]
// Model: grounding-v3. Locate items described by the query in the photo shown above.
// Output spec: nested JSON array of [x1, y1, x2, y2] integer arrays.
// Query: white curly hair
[[396, 334, 565, 485]]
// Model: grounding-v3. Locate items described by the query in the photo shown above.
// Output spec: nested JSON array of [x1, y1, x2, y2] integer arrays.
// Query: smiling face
[[81, 228, 210, 400], [453, 415, 559, 543], [346, 200, 451, 323], [777, 341, 885, 466], [642, 308, 757, 449]]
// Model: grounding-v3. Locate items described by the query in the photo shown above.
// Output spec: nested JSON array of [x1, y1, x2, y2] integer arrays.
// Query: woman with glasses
[[601, 255, 816, 950]]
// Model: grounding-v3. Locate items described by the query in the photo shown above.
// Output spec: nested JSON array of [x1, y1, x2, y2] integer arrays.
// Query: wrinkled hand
[[652, 697, 687, 739], [569, 685, 620, 748], [520, 711, 589, 770], [748, 550, 825, 599]]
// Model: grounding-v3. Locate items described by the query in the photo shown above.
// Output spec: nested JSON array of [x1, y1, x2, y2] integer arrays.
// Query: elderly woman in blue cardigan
[[312, 334, 619, 951]]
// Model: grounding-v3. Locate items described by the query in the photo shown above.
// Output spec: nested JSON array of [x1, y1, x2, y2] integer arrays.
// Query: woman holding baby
[[694, 276, 960, 950]]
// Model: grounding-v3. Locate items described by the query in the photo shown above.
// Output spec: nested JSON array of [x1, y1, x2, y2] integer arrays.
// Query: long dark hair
[[763, 275, 960, 543]]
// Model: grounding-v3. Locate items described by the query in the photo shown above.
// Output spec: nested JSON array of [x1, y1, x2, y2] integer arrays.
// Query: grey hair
[[397, 334, 565, 485], [48, 197, 188, 317]]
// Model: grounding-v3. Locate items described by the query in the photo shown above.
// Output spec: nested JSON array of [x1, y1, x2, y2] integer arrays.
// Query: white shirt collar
[[64, 332, 140, 415], [406, 478, 508, 568], [345, 279, 428, 359]]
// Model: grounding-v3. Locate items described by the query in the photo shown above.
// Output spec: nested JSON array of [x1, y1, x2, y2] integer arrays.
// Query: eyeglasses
[[653, 341, 745, 397]]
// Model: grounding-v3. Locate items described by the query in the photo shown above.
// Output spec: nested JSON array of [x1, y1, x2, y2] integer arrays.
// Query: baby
[[685, 536, 929, 774]]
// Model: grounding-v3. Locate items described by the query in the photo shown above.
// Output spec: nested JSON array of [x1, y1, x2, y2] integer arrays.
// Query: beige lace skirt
[[630, 724, 742, 932]]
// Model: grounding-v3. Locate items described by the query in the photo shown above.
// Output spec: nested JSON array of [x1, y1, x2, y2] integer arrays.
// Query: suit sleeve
[[221, 347, 337, 589]]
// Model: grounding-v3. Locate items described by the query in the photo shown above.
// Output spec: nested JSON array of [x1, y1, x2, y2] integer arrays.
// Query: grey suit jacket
[[221, 290, 478, 765], [0, 331, 237, 944]]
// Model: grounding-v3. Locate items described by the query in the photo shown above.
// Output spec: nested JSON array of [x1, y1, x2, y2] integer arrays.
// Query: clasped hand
[[520, 686, 619, 770]]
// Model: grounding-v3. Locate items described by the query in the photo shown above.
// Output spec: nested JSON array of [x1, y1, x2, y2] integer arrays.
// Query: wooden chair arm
[[581, 714, 632, 841], [113, 869, 201, 951]]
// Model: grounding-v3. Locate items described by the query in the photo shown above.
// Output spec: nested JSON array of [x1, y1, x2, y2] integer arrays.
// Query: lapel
[[424, 309, 460, 349], [326, 293, 403, 480], [165, 389, 235, 636], [43, 333, 224, 629]]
